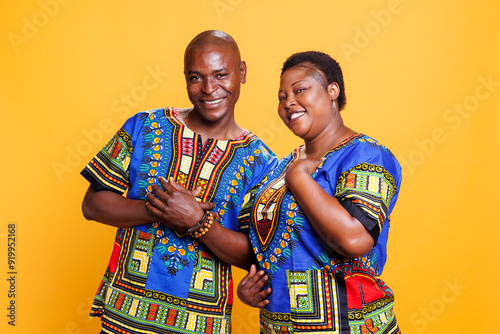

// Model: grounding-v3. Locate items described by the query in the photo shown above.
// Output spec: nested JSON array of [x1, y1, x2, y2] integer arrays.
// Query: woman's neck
[[303, 121, 356, 160]]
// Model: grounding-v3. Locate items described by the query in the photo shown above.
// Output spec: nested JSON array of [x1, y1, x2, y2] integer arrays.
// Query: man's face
[[184, 45, 246, 124]]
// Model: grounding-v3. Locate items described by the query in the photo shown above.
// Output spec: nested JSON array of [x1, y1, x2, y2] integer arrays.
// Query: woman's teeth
[[290, 112, 305, 120]]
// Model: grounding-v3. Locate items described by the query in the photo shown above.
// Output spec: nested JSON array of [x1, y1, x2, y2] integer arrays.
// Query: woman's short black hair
[[281, 51, 347, 110]]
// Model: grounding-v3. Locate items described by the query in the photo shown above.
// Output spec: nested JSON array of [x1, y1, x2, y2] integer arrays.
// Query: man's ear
[[240, 61, 247, 84]]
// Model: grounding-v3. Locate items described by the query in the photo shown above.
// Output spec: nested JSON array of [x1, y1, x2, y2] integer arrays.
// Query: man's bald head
[[182, 30, 247, 129], [184, 30, 241, 65]]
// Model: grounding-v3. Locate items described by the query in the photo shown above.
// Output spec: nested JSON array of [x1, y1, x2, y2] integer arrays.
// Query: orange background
[[1, 1, 499, 333]]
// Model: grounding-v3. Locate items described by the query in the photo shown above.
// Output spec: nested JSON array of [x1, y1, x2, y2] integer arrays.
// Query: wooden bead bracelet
[[187, 211, 217, 238]]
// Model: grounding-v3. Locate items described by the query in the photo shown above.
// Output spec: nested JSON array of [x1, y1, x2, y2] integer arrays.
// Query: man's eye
[[190, 76, 201, 81], [216, 73, 228, 78]]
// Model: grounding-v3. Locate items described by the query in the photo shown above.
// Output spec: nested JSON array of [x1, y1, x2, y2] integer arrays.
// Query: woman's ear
[[328, 82, 340, 101]]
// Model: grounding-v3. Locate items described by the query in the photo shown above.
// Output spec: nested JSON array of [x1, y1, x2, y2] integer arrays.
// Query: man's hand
[[237, 264, 272, 308], [146, 177, 215, 231]]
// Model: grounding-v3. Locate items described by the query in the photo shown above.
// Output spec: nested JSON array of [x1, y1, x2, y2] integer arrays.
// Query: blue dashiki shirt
[[240, 133, 402, 334], [81, 107, 277, 334]]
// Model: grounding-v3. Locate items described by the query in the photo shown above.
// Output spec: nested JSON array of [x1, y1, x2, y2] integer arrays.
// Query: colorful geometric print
[[187, 248, 232, 317], [85, 129, 133, 194], [245, 134, 401, 333], [246, 148, 305, 274], [97, 286, 231, 334], [112, 228, 154, 295], [146, 223, 196, 276], [335, 163, 397, 231], [92, 228, 232, 334], [92, 229, 232, 333], [137, 109, 253, 201], [347, 297, 399, 334], [259, 270, 349, 334], [345, 273, 400, 334], [252, 176, 288, 251], [83, 107, 276, 333], [287, 270, 347, 332]]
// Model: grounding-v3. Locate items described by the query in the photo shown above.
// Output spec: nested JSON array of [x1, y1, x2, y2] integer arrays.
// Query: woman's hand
[[146, 177, 215, 231], [285, 154, 321, 189], [237, 264, 272, 308]]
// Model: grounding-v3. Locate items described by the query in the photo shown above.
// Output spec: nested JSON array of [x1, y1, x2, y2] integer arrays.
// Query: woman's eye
[[278, 96, 286, 102]]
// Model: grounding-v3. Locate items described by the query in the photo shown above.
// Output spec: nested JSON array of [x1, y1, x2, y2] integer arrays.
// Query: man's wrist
[[187, 211, 207, 233]]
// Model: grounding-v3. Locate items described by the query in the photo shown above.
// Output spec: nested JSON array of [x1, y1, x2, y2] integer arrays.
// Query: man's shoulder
[[133, 107, 177, 119], [124, 107, 181, 126]]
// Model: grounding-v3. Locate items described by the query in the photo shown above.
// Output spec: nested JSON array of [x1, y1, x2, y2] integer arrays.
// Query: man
[[81, 30, 276, 334]]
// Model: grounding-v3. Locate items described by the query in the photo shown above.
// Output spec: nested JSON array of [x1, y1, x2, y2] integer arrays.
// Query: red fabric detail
[[345, 273, 386, 309], [108, 241, 121, 273]]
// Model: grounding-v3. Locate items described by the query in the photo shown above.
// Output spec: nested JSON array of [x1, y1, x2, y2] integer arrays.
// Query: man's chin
[[195, 104, 232, 122]]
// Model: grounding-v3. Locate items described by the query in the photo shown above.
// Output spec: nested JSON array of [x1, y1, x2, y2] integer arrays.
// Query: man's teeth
[[290, 112, 305, 120], [204, 98, 223, 105]]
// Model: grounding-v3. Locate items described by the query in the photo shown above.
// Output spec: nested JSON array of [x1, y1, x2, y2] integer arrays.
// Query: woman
[[237, 51, 402, 333]]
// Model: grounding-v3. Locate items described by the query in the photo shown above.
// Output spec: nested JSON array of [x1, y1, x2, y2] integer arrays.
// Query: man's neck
[[179, 108, 243, 143]]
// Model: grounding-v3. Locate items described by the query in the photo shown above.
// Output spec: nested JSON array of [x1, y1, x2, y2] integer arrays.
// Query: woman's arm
[[82, 185, 157, 228], [146, 177, 255, 270], [285, 159, 374, 258]]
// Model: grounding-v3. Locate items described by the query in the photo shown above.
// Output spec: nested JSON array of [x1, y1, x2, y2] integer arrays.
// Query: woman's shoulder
[[353, 134, 395, 156], [323, 134, 401, 179]]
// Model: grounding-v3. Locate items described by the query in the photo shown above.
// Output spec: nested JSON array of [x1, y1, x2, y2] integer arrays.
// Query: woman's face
[[278, 66, 339, 141]]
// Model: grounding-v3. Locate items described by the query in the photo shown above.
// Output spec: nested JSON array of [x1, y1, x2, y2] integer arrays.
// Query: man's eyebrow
[[186, 68, 228, 75]]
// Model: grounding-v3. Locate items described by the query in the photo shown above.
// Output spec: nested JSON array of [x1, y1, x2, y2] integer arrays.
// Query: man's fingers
[[199, 202, 216, 210], [256, 300, 270, 308], [151, 184, 167, 199], [145, 202, 158, 216], [147, 192, 167, 211], [158, 176, 175, 194], [168, 177, 185, 191], [245, 268, 264, 286], [191, 186, 202, 197], [254, 288, 272, 307], [239, 264, 257, 287], [251, 274, 268, 291], [249, 264, 257, 275]]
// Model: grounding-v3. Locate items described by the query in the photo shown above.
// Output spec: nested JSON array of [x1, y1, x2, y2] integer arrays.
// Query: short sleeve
[[335, 163, 398, 243], [247, 137, 278, 187], [81, 116, 139, 194]]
